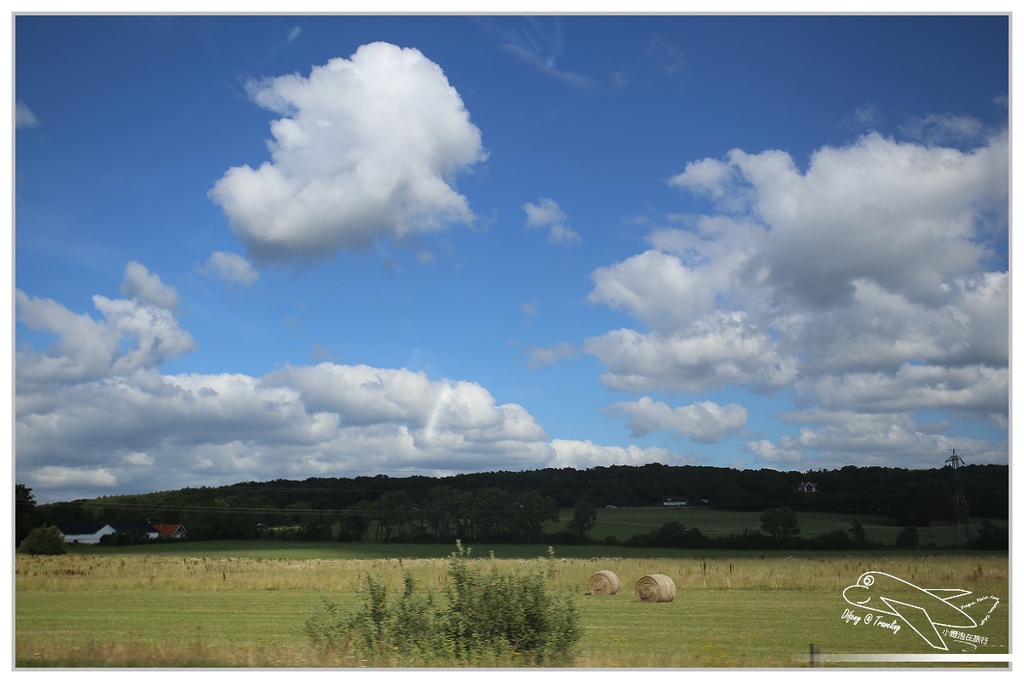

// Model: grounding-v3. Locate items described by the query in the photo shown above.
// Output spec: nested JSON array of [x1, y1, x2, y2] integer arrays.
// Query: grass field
[[552, 506, 998, 547], [15, 541, 1010, 668]]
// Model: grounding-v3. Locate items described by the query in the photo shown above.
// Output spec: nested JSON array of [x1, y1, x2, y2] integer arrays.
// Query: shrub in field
[[895, 525, 920, 548], [305, 542, 581, 666], [20, 526, 67, 555], [443, 543, 581, 664], [306, 571, 439, 660], [970, 520, 1009, 550], [624, 520, 713, 548], [759, 506, 800, 538], [806, 529, 858, 550]]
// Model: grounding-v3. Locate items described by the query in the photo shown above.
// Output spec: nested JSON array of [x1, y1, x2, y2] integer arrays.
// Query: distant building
[[798, 482, 819, 493], [154, 524, 188, 539], [58, 523, 117, 544], [663, 497, 688, 507], [109, 522, 160, 540], [57, 522, 161, 544]]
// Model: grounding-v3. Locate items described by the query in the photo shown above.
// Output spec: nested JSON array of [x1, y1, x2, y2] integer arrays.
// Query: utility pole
[[945, 449, 971, 547]]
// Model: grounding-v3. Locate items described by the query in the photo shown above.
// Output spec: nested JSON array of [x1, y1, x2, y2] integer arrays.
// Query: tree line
[[18, 462, 1008, 547]]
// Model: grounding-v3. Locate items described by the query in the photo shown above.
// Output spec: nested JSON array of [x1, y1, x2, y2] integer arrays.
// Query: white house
[[58, 523, 117, 544], [58, 522, 160, 544]]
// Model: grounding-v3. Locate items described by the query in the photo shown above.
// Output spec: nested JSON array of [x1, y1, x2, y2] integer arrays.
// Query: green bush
[[21, 526, 67, 555], [759, 506, 800, 538], [895, 525, 920, 548], [305, 541, 581, 666]]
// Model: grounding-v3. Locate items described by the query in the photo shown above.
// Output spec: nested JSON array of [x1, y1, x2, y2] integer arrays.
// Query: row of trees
[[18, 483, 561, 546], [621, 506, 1007, 552], [347, 486, 559, 544], [20, 462, 1008, 547]]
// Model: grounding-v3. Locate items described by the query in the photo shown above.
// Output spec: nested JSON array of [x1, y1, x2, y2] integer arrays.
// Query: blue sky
[[11, 12, 1010, 503]]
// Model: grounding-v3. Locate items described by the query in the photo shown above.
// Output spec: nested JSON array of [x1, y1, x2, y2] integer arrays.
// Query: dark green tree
[[425, 485, 470, 541], [969, 520, 1008, 550], [895, 525, 919, 549], [567, 498, 597, 538], [759, 506, 800, 538], [16, 485, 38, 546], [849, 520, 866, 545], [22, 525, 67, 555], [468, 487, 512, 540], [506, 490, 559, 542], [371, 490, 416, 542]]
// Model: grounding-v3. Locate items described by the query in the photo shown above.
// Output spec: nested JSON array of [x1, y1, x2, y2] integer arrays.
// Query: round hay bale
[[635, 573, 676, 603], [587, 570, 620, 595]]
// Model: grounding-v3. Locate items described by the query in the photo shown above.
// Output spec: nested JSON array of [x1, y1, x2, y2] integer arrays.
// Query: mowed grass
[[561, 506, 992, 547], [15, 547, 1010, 668]]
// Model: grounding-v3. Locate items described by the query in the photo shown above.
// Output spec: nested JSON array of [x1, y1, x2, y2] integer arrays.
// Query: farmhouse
[[662, 497, 688, 507], [154, 524, 188, 539], [798, 481, 820, 493], [58, 523, 117, 544], [57, 522, 161, 544]]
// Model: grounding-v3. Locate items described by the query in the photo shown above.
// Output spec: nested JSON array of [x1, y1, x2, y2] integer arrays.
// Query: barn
[[57, 523, 117, 544], [58, 522, 160, 544]]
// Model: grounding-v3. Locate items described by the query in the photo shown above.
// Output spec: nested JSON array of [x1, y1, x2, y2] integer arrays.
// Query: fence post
[[809, 643, 820, 667]]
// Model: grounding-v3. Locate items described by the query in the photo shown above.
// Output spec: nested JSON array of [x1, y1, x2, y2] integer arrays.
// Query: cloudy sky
[[12, 12, 1010, 503]]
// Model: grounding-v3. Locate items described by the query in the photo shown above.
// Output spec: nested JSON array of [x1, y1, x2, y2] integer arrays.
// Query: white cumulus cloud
[[584, 312, 798, 393], [121, 260, 179, 309], [209, 42, 487, 265], [15, 262, 195, 391], [550, 439, 698, 469], [523, 198, 581, 245], [199, 251, 260, 286], [604, 396, 748, 443], [584, 124, 1007, 467]]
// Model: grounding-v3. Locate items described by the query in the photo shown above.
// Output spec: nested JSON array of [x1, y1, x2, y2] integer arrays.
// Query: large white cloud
[[583, 125, 1008, 466], [747, 410, 1007, 469], [604, 396, 748, 443], [797, 364, 1008, 422], [15, 267, 694, 502], [120, 260, 180, 309], [209, 42, 487, 264], [16, 357, 691, 502], [669, 130, 1008, 309], [264, 363, 548, 444], [15, 262, 195, 390], [584, 311, 799, 393], [549, 439, 698, 469], [588, 216, 765, 332]]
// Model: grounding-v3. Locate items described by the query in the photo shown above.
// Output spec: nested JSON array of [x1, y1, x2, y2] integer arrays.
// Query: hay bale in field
[[635, 573, 676, 603], [587, 570, 620, 595]]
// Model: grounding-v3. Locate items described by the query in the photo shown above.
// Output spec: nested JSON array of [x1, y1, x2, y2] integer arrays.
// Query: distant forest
[[20, 462, 1007, 549]]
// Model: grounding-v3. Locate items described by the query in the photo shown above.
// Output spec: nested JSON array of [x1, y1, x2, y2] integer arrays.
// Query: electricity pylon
[[945, 449, 971, 547]]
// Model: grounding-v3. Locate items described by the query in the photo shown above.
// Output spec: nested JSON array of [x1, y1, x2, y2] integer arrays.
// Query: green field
[[15, 540, 1010, 669], [554, 505, 993, 547]]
